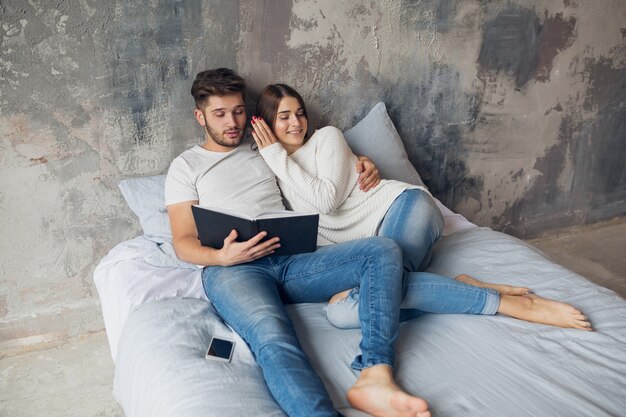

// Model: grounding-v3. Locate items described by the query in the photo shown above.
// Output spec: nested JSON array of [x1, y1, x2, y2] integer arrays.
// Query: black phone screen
[[206, 338, 234, 361]]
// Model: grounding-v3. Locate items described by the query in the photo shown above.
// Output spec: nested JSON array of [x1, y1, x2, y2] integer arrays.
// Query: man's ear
[[194, 109, 205, 126]]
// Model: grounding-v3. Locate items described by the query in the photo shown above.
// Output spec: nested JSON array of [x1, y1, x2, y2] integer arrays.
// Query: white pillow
[[343, 102, 426, 187], [118, 175, 171, 244]]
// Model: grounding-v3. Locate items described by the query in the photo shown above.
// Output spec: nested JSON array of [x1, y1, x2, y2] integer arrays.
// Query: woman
[[251, 83, 592, 331]]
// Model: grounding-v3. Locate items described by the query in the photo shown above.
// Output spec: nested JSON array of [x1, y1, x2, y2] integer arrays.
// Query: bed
[[95, 103, 626, 417]]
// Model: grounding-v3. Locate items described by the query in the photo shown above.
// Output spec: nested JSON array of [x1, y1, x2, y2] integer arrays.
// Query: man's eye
[[215, 113, 224, 117]]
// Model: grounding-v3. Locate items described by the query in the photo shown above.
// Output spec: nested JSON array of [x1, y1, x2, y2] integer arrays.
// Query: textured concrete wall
[[1, 0, 624, 350]]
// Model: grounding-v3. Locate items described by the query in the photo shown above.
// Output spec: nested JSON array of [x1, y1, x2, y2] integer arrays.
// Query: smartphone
[[205, 336, 235, 362]]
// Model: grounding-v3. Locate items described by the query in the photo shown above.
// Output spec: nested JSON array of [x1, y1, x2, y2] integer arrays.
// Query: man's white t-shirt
[[165, 138, 285, 216]]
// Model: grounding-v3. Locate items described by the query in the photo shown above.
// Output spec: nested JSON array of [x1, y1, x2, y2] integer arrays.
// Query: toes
[[574, 320, 593, 331]]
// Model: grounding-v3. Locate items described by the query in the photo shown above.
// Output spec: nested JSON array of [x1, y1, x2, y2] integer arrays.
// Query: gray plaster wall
[[1, 0, 624, 351]]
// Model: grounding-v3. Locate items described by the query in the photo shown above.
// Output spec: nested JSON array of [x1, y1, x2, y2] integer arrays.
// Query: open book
[[191, 205, 319, 256]]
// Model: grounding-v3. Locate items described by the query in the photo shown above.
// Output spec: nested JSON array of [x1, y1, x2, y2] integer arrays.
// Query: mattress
[[94, 196, 476, 361], [110, 229, 626, 417]]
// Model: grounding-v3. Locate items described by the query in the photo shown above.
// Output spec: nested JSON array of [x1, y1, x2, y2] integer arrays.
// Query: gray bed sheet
[[113, 229, 626, 417]]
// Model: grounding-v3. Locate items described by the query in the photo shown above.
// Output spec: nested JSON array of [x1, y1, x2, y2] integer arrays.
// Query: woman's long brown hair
[[255, 84, 309, 140]]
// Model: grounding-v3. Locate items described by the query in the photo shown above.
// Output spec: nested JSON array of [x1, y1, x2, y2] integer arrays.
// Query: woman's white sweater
[[259, 126, 428, 246]]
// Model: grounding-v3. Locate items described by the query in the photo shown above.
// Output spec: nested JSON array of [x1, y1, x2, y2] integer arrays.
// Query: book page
[[194, 205, 254, 220], [256, 210, 314, 219], [195, 205, 314, 220]]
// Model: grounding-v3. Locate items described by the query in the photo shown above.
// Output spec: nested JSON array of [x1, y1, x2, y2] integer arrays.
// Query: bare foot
[[347, 365, 431, 417], [499, 294, 593, 331], [329, 289, 351, 304], [455, 274, 530, 296]]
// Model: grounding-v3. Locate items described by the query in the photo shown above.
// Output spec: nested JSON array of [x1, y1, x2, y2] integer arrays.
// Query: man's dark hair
[[191, 68, 246, 109]]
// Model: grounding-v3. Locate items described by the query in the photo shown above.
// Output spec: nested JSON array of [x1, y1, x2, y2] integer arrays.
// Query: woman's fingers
[[251, 129, 263, 147], [359, 169, 380, 191], [252, 117, 277, 147], [255, 120, 270, 142], [251, 120, 270, 148], [251, 116, 280, 150], [251, 129, 269, 149], [355, 157, 381, 191]]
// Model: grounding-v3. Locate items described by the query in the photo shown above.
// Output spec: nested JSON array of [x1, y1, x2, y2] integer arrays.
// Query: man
[[165, 68, 431, 417]]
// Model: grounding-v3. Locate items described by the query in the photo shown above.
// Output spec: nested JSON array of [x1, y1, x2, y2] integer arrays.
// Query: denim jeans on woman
[[325, 189, 500, 329], [202, 236, 403, 417]]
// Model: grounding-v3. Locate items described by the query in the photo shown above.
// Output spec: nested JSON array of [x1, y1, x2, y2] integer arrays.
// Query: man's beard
[[204, 123, 243, 148]]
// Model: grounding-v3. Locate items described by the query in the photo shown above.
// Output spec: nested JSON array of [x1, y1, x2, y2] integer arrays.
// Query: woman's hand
[[356, 156, 381, 192], [251, 116, 278, 149]]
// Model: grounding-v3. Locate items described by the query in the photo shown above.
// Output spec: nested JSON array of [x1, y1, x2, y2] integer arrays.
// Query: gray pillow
[[343, 102, 425, 187]]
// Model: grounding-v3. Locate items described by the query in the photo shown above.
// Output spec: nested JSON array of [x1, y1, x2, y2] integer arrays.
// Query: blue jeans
[[202, 237, 403, 417], [326, 189, 500, 329]]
